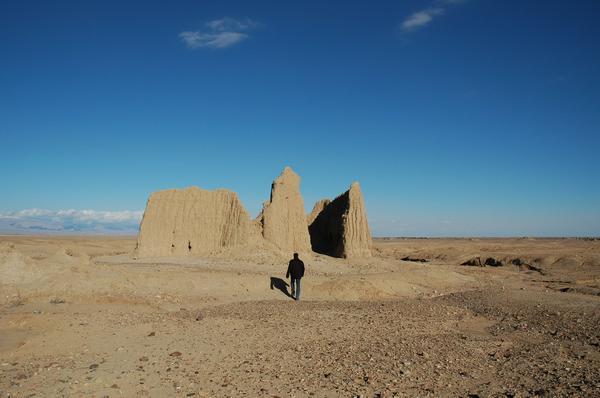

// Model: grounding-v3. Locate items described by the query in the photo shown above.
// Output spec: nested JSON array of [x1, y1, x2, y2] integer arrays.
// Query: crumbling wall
[[136, 168, 371, 259], [307, 199, 331, 226], [136, 187, 251, 257], [308, 183, 372, 258], [259, 167, 312, 253]]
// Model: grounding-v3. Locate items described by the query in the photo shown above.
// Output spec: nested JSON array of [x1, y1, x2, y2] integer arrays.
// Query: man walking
[[286, 253, 305, 301]]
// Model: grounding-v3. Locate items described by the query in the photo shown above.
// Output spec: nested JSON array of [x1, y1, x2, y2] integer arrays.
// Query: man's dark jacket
[[286, 258, 305, 279]]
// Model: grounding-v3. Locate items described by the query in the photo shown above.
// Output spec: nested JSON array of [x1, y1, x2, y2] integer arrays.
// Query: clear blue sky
[[1, 0, 599, 236]]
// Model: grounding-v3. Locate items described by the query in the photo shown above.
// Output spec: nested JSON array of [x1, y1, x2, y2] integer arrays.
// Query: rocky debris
[[461, 256, 546, 275], [401, 257, 429, 263], [3, 287, 600, 397], [462, 257, 484, 266], [258, 167, 311, 253], [308, 182, 372, 258], [510, 258, 545, 274], [511, 258, 524, 266], [440, 288, 600, 348], [484, 257, 503, 267], [193, 291, 600, 397], [136, 187, 252, 257], [8, 296, 25, 307], [553, 285, 600, 296], [461, 256, 504, 267]]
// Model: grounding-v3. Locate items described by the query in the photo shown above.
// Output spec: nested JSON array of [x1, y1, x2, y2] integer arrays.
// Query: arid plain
[[1, 236, 599, 397]]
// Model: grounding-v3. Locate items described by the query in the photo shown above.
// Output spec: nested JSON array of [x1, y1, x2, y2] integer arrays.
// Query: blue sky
[[1, 0, 599, 236]]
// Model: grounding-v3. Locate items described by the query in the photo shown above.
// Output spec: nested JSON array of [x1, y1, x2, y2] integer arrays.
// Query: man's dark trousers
[[291, 278, 301, 300]]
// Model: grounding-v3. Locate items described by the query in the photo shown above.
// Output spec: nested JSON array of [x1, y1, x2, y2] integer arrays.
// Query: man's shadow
[[270, 277, 294, 299]]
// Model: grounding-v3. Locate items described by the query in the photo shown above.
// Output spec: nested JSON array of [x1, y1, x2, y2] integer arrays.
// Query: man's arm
[[286, 262, 291, 278]]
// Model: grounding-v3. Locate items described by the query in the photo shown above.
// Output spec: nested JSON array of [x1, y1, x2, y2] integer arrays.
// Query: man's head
[[293, 253, 299, 259]]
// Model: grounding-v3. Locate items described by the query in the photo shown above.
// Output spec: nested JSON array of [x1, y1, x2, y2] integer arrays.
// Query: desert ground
[[1, 236, 599, 397]]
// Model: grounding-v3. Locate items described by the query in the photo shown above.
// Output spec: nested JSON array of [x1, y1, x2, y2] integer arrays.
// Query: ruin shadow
[[270, 277, 293, 299], [308, 191, 349, 257]]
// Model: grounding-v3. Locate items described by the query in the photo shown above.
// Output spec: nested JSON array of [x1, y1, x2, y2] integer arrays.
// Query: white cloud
[[0, 209, 143, 234], [180, 17, 258, 49], [205, 17, 258, 32], [180, 31, 249, 49], [401, 8, 444, 31], [401, 0, 465, 33]]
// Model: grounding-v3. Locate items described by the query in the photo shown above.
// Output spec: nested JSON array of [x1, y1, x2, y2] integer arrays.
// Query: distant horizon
[[2, 1, 599, 236], [1, 196, 600, 237], [1, 229, 599, 240]]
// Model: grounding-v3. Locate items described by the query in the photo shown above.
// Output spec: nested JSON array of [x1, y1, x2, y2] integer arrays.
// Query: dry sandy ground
[[1, 236, 599, 397]]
